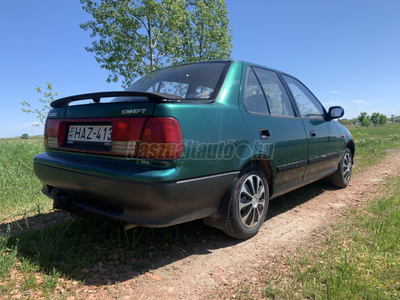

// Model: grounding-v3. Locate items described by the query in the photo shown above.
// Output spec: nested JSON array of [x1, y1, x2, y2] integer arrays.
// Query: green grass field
[[350, 124, 400, 172], [0, 139, 51, 221], [1, 124, 400, 299]]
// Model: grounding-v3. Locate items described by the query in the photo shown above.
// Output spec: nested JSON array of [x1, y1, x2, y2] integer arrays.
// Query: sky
[[1, 0, 399, 138]]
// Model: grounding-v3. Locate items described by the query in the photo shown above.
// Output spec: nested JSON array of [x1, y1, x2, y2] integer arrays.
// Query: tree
[[338, 118, 352, 126], [168, 0, 232, 64], [358, 112, 367, 123], [378, 114, 387, 125], [390, 114, 395, 123], [21, 82, 58, 126], [361, 117, 371, 127], [21, 133, 30, 140], [80, 0, 232, 87], [370, 112, 380, 127]]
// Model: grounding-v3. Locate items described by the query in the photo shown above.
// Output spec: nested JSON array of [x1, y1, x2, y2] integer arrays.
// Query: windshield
[[113, 61, 230, 102]]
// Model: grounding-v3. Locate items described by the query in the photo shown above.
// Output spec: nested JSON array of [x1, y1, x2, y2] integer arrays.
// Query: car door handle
[[310, 130, 316, 138], [260, 129, 270, 139]]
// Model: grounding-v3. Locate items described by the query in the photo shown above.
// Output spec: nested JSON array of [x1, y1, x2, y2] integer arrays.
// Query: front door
[[239, 66, 308, 193], [282, 75, 343, 182]]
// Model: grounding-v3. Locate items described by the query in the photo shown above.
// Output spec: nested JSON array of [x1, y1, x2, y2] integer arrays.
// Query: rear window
[[113, 61, 230, 102]]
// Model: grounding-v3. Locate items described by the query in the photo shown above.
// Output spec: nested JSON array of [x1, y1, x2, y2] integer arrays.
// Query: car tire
[[223, 164, 269, 239], [331, 148, 352, 188]]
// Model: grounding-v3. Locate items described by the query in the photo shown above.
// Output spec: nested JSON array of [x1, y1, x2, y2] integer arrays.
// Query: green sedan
[[33, 60, 354, 239]]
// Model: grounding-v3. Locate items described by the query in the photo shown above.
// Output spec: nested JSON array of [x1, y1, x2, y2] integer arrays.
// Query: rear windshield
[[113, 61, 230, 102]]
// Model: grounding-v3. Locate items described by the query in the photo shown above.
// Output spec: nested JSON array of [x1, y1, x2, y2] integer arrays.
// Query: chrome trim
[[177, 171, 240, 184]]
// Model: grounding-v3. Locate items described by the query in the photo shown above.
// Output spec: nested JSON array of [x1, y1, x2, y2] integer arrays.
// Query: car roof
[[234, 60, 296, 78]]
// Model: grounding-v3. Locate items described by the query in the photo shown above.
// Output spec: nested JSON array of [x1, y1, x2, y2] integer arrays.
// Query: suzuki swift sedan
[[34, 61, 354, 239]]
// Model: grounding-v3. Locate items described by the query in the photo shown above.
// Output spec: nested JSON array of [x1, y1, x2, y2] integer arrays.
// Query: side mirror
[[328, 106, 344, 120]]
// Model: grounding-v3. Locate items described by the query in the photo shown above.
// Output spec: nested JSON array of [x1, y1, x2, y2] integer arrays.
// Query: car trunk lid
[[45, 92, 183, 159]]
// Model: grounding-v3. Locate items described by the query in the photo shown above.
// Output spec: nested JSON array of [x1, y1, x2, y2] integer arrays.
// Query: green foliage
[[357, 112, 388, 127], [20, 133, 29, 140], [338, 118, 359, 126], [168, 0, 232, 64], [358, 111, 367, 123], [20, 82, 58, 126], [370, 112, 388, 126], [338, 118, 351, 125], [378, 113, 387, 125], [370, 112, 379, 126], [369, 112, 387, 126], [80, 0, 232, 87], [361, 117, 371, 127]]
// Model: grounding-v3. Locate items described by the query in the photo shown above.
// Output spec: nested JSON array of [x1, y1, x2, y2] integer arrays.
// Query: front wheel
[[223, 164, 269, 239], [331, 148, 353, 188]]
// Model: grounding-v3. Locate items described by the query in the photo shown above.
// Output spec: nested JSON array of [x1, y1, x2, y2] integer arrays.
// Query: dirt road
[[72, 149, 399, 300]]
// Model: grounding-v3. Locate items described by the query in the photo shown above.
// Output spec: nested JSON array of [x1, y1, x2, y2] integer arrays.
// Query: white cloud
[[330, 91, 340, 94], [323, 100, 343, 107], [353, 100, 365, 104]]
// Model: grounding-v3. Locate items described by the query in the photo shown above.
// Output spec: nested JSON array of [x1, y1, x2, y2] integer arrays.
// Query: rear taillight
[[44, 116, 183, 160], [111, 117, 146, 157], [138, 117, 183, 159], [44, 119, 61, 148]]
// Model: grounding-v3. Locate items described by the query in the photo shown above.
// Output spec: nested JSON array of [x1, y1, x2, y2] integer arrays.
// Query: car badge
[[121, 109, 147, 115]]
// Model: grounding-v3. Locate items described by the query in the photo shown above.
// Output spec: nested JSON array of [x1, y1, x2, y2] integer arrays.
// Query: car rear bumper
[[33, 152, 238, 227]]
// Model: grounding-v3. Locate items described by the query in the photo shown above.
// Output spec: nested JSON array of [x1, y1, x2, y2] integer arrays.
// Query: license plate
[[67, 125, 112, 143]]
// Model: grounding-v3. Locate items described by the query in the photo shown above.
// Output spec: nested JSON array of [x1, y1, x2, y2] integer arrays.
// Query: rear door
[[282, 75, 343, 182], [239, 66, 308, 193]]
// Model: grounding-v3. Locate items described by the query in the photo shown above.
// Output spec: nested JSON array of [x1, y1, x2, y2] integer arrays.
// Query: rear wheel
[[223, 164, 269, 239], [331, 148, 352, 188]]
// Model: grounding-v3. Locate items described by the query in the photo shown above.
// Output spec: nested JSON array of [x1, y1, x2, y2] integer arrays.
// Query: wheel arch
[[203, 158, 275, 230], [346, 140, 355, 159], [253, 159, 274, 197]]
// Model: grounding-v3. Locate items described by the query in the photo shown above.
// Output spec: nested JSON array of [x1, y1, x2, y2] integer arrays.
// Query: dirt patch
[[3, 150, 400, 299]]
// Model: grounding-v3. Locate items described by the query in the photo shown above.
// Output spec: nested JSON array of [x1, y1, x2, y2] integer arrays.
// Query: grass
[[0, 140, 51, 221], [0, 137, 225, 298], [0, 226, 17, 279], [350, 123, 400, 173], [1, 212, 223, 298], [0, 124, 400, 298], [266, 175, 400, 300]]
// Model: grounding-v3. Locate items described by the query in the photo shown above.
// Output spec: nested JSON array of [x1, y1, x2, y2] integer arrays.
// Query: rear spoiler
[[50, 91, 182, 108]]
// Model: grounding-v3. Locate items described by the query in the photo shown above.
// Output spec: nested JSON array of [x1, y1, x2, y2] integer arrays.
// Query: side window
[[282, 75, 325, 120], [253, 68, 294, 117], [243, 68, 269, 115]]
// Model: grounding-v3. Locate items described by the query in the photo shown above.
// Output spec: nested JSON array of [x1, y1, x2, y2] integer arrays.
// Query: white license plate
[[67, 125, 112, 143]]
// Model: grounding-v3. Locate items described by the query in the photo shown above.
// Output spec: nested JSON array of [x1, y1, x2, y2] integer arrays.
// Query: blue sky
[[1, 0, 399, 138]]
